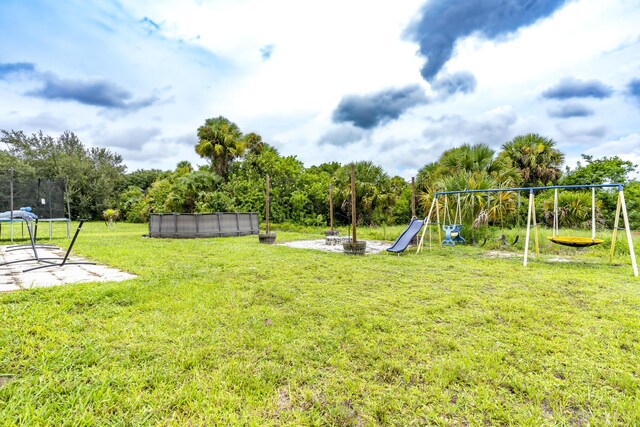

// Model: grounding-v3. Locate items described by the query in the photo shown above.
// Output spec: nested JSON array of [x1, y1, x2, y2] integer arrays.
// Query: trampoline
[[0, 170, 71, 241]]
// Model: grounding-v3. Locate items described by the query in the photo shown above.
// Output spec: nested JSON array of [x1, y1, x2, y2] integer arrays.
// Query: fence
[[148, 213, 260, 238]]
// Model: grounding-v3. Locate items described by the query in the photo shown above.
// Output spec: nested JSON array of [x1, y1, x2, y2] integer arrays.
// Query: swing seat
[[442, 224, 465, 246], [547, 236, 604, 247]]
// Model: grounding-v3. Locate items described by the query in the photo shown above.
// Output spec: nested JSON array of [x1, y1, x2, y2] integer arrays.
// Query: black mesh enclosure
[[0, 171, 68, 219], [34, 179, 67, 219], [12, 174, 38, 213], [0, 170, 38, 213], [0, 170, 10, 212]]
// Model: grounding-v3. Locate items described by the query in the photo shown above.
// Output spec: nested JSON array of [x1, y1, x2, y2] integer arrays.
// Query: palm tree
[[418, 143, 518, 191], [334, 161, 395, 225], [499, 134, 565, 187], [419, 171, 516, 227], [196, 116, 245, 180], [242, 132, 265, 156]]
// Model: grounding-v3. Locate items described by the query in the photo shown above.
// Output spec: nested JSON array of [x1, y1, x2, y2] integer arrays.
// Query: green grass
[[1, 222, 640, 425]]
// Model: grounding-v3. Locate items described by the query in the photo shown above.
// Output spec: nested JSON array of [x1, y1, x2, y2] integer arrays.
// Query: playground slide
[[386, 218, 424, 253]]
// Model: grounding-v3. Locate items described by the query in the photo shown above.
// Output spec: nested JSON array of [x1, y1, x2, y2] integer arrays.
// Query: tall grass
[[1, 222, 639, 425]]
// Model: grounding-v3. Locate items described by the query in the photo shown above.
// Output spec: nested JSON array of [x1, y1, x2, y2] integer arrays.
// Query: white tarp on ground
[[0, 246, 136, 292]]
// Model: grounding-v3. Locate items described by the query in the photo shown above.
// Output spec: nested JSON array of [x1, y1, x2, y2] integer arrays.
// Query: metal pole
[[65, 176, 71, 238], [619, 188, 638, 277], [351, 164, 356, 243], [435, 183, 624, 197]]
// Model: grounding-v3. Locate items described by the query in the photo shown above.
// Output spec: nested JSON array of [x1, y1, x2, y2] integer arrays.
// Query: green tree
[[499, 134, 565, 186], [539, 190, 603, 229], [1, 129, 126, 218], [417, 143, 517, 191], [333, 161, 397, 226], [242, 132, 265, 157], [125, 169, 169, 192], [0, 151, 35, 177], [623, 181, 640, 229], [195, 117, 245, 179], [118, 186, 148, 222], [561, 155, 637, 185], [440, 143, 509, 176]]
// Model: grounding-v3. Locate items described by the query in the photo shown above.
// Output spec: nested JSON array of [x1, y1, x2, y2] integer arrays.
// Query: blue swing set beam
[[433, 183, 624, 197]]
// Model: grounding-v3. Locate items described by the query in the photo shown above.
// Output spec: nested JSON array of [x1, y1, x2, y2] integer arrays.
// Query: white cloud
[[583, 133, 640, 179], [1, 0, 639, 179]]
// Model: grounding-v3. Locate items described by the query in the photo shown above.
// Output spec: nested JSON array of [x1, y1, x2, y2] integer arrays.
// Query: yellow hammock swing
[[547, 188, 603, 248]]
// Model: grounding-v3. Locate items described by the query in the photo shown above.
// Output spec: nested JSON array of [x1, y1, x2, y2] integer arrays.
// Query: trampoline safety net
[[0, 171, 69, 219]]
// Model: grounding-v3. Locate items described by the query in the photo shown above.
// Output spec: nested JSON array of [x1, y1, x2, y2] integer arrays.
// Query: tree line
[[1, 117, 638, 230]]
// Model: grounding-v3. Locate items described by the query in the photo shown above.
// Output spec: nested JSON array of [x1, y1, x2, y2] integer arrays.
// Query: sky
[[1, 0, 640, 180]]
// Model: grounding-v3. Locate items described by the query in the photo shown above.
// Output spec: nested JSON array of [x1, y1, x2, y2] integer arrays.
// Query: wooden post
[[351, 164, 357, 243], [620, 188, 638, 277], [411, 177, 416, 218], [524, 189, 533, 266], [417, 195, 437, 254], [329, 183, 334, 232], [553, 189, 558, 238], [591, 188, 596, 240], [610, 191, 621, 262], [436, 196, 441, 243], [533, 195, 539, 257], [265, 175, 270, 235]]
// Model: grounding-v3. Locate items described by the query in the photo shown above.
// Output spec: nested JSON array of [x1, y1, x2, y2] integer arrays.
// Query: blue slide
[[386, 218, 424, 253]]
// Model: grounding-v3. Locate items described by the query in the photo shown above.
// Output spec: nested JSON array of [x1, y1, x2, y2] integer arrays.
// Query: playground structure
[[386, 177, 422, 254], [406, 184, 638, 277], [387, 218, 424, 253], [0, 170, 71, 240]]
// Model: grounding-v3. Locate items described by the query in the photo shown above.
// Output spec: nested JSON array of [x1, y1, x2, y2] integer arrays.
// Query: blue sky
[[1, 0, 639, 179]]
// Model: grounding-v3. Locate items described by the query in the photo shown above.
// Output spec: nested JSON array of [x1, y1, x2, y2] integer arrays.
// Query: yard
[[1, 222, 639, 425]]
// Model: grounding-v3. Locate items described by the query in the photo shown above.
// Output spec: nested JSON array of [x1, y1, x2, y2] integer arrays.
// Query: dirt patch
[[0, 375, 15, 387], [548, 257, 571, 263], [279, 239, 390, 254], [483, 250, 519, 259]]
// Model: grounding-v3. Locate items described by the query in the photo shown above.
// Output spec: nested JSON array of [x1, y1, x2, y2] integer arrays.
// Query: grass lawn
[[1, 222, 639, 425]]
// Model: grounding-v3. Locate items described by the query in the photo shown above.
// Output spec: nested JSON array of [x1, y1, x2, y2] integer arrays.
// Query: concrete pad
[[0, 245, 136, 292]]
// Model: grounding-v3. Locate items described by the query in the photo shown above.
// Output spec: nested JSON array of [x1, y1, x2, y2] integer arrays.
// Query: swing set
[[416, 183, 638, 277], [422, 190, 519, 247]]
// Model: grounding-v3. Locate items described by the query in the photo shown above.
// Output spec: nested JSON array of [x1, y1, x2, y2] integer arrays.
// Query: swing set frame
[[416, 183, 638, 277]]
